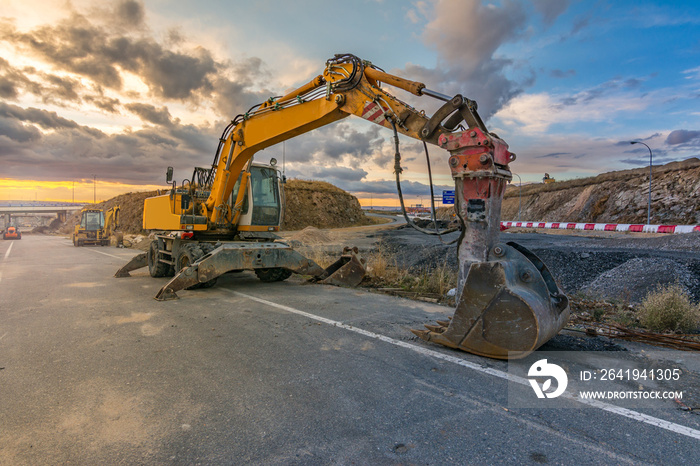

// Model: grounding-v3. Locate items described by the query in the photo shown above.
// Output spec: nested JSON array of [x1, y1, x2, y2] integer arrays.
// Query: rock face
[[501, 158, 700, 224]]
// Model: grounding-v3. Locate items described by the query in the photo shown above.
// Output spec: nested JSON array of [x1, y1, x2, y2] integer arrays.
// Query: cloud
[[531, 0, 570, 26], [0, 118, 42, 142], [115, 0, 145, 28], [393, 0, 571, 121], [410, 0, 531, 118], [84, 95, 121, 113], [0, 98, 223, 184], [549, 69, 575, 78], [665, 129, 700, 145], [0, 10, 267, 111], [494, 85, 656, 133], [125, 103, 173, 126], [341, 179, 452, 197], [281, 122, 387, 167], [0, 2, 285, 187], [0, 102, 81, 130], [310, 166, 368, 182]]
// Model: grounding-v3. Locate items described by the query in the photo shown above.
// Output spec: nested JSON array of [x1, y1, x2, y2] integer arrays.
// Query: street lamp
[[511, 173, 522, 222], [93, 174, 97, 204], [630, 141, 652, 225]]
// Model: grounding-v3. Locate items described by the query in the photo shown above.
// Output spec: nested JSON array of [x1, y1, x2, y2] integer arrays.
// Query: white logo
[[528, 359, 568, 399]]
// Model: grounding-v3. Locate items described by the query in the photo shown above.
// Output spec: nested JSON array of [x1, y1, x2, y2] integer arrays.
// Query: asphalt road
[[1, 235, 699, 464]]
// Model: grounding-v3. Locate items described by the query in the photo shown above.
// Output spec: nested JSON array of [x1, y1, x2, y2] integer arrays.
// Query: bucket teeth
[[436, 320, 451, 327], [423, 324, 445, 333], [410, 329, 431, 339]]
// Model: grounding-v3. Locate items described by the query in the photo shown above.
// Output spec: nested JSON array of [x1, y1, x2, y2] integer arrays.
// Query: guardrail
[[501, 221, 700, 234]]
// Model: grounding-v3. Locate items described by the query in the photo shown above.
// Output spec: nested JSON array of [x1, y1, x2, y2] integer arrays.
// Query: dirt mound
[[282, 179, 371, 230], [288, 226, 333, 245]]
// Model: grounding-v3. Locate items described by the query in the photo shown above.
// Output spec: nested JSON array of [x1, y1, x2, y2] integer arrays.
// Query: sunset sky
[[1, 0, 699, 205]]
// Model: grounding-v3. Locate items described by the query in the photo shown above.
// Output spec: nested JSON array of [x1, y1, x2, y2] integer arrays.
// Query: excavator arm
[[204, 54, 490, 226], [141, 54, 570, 359]]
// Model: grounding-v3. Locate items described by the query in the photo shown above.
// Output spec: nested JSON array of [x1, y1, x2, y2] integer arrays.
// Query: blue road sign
[[442, 190, 455, 205]]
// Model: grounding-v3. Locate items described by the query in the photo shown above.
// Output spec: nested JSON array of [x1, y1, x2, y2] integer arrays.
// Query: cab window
[[249, 167, 280, 226]]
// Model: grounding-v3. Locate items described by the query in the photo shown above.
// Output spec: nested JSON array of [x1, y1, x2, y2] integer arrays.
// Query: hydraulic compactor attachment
[[410, 123, 570, 359]]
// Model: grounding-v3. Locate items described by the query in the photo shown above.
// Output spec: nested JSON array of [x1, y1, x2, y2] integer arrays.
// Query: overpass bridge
[[0, 201, 86, 227]]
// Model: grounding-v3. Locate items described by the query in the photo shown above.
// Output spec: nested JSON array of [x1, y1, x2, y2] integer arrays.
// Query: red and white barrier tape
[[501, 221, 700, 234]]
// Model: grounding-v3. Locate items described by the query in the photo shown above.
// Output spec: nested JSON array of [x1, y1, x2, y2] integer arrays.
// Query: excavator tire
[[176, 243, 217, 289], [254, 267, 293, 282], [148, 240, 171, 278]]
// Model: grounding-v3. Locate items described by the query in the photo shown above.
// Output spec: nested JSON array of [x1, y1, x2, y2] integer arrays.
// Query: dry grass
[[365, 246, 409, 284], [364, 247, 457, 297], [638, 284, 700, 333], [410, 262, 458, 296]]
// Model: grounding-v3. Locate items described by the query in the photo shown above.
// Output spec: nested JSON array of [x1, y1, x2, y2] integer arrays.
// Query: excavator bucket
[[412, 242, 569, 359], [317, 247, 366, 287], [410, 125, 570, 359]]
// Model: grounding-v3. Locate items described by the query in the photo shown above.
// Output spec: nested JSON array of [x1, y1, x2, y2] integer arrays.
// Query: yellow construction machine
[[73, 206, 122, 246], [116, 54, 569, 359], [543, 173, 556, 183]]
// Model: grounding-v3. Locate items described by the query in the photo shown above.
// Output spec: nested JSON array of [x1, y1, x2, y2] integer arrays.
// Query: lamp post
[[512, 173, 522, 222], [630, 141, 652, 225], [93, 174, 96, 204]]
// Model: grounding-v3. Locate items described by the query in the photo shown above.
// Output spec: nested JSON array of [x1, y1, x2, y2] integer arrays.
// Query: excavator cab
[[236, 164, 283, 229]]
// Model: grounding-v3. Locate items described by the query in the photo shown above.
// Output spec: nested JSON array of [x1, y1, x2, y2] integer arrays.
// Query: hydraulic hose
[[390, 119, 459, 240]]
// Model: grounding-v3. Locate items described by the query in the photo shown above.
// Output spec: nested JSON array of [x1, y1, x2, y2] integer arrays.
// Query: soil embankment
[[501, 158, 700, 224]]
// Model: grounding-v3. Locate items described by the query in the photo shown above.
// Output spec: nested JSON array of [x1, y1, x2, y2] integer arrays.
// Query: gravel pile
[[580, 257, 699, 304]]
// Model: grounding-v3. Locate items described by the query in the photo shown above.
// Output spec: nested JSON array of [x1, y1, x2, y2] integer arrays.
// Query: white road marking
[[4, 241, 13, 260], [230, 289, 700, 442], [82, 248, 122, 259]]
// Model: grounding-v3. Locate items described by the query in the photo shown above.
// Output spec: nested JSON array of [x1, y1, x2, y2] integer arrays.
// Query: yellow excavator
[[73, 206, 122, 246], [116, 54, 569, 359]]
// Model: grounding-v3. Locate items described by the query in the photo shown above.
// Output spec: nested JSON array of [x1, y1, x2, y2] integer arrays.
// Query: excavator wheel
[[148, 240, 171, 278], [254, 267, 293, 282], [176, 243, 217, 289]]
